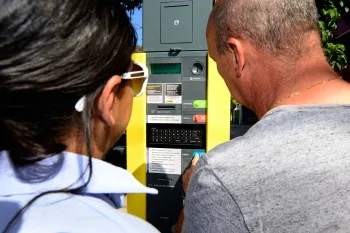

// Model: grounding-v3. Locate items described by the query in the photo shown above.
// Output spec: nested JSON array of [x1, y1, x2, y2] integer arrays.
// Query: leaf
[[330, 60, 336, 68], [322, 8, 328, 15], [318, 21, 327, 30], [320, 25, 330, 43], [336, 63, 342, 70]]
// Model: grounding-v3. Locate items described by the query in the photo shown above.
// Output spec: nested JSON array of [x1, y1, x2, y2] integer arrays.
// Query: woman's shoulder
[[3, 193, 160, 233], [66, 194, 160, 233]]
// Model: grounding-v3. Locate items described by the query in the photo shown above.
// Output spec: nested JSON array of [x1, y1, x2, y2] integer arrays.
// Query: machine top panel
[[143, 0, 213, 52]]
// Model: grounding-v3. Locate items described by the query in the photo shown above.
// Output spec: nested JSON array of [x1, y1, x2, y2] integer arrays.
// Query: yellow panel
[[206, 54, 231, 151], [126, 53, 147, 219]]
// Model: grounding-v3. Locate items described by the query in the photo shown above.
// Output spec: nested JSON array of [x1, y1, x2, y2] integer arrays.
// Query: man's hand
[[183, 155, 199, 193], [174, 155, 200, 233]]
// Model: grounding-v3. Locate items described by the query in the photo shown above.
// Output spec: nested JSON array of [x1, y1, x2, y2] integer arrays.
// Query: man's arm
[[174, 155, 199, 233], [181, 158, 250, 233], [174, 208, 185, 233]]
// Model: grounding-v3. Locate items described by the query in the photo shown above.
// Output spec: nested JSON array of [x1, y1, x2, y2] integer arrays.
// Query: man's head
[[207, 0, 320, 111]]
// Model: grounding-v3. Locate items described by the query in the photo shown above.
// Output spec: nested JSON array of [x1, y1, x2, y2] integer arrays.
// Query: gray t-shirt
[[183, 105, 350, 233]]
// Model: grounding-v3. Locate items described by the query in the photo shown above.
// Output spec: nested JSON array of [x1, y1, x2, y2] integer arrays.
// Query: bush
[[317, 0, 349, 71]]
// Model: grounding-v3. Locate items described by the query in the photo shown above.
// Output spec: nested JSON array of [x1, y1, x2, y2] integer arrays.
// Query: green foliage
[[323, 43, 347, 70], [317, 0, 349, 71]]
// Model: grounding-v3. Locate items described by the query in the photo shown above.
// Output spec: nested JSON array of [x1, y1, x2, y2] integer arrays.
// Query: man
[[181, 0, 350, 232]]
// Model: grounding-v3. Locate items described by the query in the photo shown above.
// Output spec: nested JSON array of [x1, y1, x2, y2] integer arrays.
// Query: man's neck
[[250, 54, 349, 118]]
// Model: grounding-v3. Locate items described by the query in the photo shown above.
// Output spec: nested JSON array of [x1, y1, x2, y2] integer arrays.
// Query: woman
[[0, 0, 159, 232]]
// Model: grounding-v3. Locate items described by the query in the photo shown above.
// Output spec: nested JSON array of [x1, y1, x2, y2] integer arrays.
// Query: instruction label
[[148, 148, 181, 175], [147, 84, 163, 104], [147, 115, 182, 124], [146, 83, 182, 104], [165, 84, 182, 104]]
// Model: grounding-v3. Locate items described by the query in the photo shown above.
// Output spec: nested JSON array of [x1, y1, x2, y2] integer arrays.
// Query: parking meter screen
[[150, 63, 181, 74]]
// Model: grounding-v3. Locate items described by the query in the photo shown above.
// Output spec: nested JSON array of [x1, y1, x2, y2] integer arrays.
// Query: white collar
[[0, 151, 157, 196]]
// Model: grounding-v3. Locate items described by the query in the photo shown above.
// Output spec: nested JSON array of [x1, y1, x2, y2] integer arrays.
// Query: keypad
[[150, 128, 203, 145]]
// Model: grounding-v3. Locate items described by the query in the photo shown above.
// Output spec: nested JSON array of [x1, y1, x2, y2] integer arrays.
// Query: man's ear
[[227, 38, 245, 78], [96, 75, 122, 126]]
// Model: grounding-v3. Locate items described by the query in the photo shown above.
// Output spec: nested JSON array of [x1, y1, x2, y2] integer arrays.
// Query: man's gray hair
[[212, 0, 319, 55]]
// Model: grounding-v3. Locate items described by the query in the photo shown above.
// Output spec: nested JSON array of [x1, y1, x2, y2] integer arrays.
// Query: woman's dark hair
[[0, 0, 137, 231]]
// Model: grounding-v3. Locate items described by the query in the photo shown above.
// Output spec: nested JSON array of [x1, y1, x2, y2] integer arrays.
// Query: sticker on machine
[[165, 84, 182, 104], [147, 115, 182, 124], [148, 148, 181, 175], [146, 84, 163, 104]]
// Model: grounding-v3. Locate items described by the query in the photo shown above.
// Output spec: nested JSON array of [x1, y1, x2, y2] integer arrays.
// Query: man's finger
[[192, 154, 200, 166]]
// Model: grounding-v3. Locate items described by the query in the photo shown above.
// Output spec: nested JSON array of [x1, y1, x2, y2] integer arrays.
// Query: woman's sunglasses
[[75, 61, 149, 112]]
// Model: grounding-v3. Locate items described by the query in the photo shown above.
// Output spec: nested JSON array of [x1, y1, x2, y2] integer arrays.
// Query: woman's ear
[[227, 38, 245, 78], [95, 75, 122, 126]]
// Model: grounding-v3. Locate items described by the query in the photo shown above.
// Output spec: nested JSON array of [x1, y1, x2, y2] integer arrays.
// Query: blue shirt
[[0, 151, 159, 233]]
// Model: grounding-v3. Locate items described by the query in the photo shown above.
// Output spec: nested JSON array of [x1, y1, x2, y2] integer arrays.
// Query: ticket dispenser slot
[[157, 105, 176, 111]]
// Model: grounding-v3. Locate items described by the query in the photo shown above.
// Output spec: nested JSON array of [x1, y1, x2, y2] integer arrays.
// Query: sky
[[131, 9, 143, 45]]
